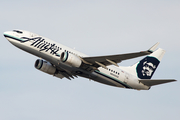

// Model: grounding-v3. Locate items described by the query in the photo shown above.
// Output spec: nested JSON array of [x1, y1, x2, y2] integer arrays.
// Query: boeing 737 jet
[[3, 30, 176, 90]]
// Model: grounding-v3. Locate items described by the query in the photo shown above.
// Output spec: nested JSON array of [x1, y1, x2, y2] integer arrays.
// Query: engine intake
[[34, 59, 56, 75], [60, 52, 82, 68]]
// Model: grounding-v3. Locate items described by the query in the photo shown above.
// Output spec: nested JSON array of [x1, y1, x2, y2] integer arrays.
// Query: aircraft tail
[[120, 48, 177, 86], [120, 48, 165, 79]]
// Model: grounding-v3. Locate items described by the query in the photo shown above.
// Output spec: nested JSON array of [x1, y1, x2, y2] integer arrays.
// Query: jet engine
[[60, 52, 82, 68], [34, 59, 56, 75]]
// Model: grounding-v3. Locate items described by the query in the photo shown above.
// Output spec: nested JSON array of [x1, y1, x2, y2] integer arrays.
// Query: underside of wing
[[55, 66, 78, 80], [82, 43, 159, 69], [139, 79, 177, 86], [83, 51, 150, 67]]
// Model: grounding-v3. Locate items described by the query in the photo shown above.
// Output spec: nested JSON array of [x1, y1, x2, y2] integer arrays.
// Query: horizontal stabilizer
[[139, 79, 176, 86]]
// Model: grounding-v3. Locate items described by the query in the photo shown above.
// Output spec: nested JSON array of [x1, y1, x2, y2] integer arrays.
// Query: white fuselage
[[4, 30, 150, 90]]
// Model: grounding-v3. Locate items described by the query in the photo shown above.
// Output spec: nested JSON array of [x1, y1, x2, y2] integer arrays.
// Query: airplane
[[3, 29, 177, 90]]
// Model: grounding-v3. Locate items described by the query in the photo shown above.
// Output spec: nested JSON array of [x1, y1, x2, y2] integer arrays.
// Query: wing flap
[[55, 66, 78, 80], [139, 79, 177, 86]]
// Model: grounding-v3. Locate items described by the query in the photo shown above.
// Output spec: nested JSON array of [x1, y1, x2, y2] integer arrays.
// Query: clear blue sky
[[0, 0, 179, 120]]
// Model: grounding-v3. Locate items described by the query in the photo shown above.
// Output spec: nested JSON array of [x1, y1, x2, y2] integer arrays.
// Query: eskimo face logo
[[137, 56, 160, 79], [142, 61, 156, 76]]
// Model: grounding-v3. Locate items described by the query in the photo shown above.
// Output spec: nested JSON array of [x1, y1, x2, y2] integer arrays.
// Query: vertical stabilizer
[[120, 48, 165, 79]]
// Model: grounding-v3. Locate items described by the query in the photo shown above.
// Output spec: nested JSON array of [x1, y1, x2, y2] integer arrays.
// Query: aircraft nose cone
[[3, 31, 11, 37], [3, 31, 14, 42]]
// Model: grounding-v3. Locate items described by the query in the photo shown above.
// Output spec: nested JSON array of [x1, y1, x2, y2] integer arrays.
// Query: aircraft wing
[[139, 79, 177, 86], [83, 51, 150, 68], [82, 43, 159, 69]]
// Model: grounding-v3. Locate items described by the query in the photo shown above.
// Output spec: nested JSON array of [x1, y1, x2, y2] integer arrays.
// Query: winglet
[[148, 42, 160, 53]]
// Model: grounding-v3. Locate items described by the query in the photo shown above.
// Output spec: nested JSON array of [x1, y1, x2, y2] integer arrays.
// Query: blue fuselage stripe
[[4, 34, 22, 42], [94, 71, 132, 89]]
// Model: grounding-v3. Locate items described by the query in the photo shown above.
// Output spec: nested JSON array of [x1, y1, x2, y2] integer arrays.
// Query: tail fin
[[120, 48, 165, 79]]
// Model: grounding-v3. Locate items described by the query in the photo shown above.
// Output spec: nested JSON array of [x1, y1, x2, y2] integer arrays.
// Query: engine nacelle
[[60, 52, 82, 68], [34, 59, 56, 75]]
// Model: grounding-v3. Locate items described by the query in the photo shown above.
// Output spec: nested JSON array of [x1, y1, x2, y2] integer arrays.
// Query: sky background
[[0, 0, 180, 120]]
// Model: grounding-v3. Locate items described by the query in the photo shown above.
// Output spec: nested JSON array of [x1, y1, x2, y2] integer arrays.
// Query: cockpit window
[[13, 30, 23, 34]]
